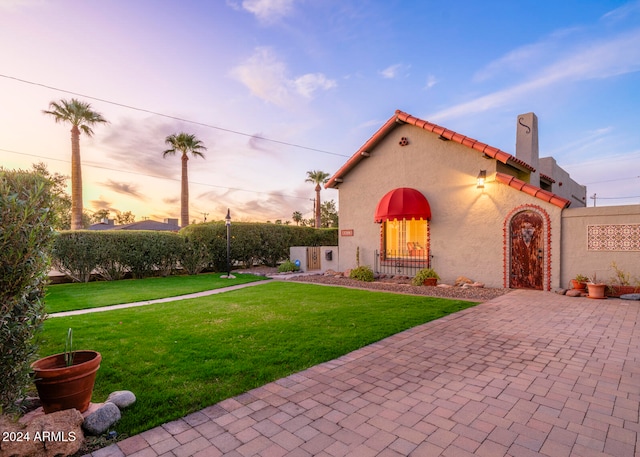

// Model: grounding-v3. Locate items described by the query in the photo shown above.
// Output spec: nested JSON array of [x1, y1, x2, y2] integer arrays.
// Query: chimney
[[515, 112, 540, 187]]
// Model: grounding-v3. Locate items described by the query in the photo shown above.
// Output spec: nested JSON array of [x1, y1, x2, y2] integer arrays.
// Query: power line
[[0, 73, 349, 158], [0, 147, 314, 201], [585, 175, 640, 185]]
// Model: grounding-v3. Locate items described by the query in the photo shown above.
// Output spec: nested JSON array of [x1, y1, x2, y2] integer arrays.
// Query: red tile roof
[[326, 109, 571, 208], [495, 173, 570, 208]]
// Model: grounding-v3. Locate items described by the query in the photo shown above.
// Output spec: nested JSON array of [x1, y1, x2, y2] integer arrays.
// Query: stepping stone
[[620, 293, 640, 300]]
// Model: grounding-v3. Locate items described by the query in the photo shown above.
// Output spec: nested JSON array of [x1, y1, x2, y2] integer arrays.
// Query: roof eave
[[495, 172, 571, 209], [326, 114, 403, 189]]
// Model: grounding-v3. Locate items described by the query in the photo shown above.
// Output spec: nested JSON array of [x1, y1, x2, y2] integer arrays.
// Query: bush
[[49, 223, 339, 283], [349, 266, 375, 282], [278, 260, 300, 273], [180, 222, 338, 271], [52, 231, 184, 281], [0, 168, 56, 411], [411, 268, 440, 286]]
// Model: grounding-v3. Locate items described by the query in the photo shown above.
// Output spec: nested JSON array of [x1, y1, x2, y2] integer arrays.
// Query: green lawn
[[45, 273, 267, 313], [37, 281, 476, 437]]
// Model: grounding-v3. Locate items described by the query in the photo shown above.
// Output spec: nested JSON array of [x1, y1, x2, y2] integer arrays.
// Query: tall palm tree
[[163, 133, 207, 227], [43, 98, 107, 230], [306, 170, 330, 229]]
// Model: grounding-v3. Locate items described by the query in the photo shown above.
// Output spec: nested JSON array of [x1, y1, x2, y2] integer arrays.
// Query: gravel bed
[[281, 273, 512, 302]]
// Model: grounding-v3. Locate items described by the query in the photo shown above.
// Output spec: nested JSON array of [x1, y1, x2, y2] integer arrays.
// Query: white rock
[[83, 402, 121, 435], [107, 390, 137, 409]]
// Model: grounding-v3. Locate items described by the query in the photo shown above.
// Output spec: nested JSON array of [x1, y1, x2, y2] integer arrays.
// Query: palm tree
[[292, 211, 303, 226], [43, 98, 107, 230], [305, 170, 330, 229], [163, 133, 207, 227]]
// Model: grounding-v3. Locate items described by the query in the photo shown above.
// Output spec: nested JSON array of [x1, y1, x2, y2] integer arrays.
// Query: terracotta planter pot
[[31, 350, 101, 413], [423, 278, 438, 287], [570, 279, 587, 290], [586, 283, 606, 300], [607, 285, 640, 298]]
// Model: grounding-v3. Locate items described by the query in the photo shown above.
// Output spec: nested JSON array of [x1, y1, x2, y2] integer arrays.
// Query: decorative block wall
[[587, 224, 640, 251]]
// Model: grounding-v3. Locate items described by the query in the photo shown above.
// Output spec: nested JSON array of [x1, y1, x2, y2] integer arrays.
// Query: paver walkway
[[51, 280, 270, 317], [85, 290, 640, 457]]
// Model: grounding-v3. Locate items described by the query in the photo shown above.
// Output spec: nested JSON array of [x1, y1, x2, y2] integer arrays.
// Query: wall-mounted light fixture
[[477, 170, 487, 189]]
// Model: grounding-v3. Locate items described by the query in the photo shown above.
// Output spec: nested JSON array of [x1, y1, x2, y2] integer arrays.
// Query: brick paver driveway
[[88, 289, 640, 457]]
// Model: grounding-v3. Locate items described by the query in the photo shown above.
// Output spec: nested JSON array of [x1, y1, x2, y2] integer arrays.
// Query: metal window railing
[[374, 250, 431, 277]]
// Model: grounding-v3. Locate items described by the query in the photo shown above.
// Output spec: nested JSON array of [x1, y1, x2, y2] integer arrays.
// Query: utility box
[[325, 250, 333, 261]]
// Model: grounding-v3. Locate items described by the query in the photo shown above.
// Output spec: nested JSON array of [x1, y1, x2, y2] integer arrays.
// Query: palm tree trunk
[[315, 184, 321, 228], [181, 154, 189, 227], [70, 126, 83, 230]]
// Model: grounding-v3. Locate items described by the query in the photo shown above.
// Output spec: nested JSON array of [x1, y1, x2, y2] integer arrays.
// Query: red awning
[[374, 187, 431, 222]]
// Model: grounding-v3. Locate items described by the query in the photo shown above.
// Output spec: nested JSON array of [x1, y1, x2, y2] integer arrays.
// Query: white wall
[[289, 246, 339, 272]]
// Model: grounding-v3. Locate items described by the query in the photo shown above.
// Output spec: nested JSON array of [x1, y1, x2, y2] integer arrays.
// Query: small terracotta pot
[[31, 350, 101, 413], [423, 278, 438, 287], [570, 279, 587, 290]]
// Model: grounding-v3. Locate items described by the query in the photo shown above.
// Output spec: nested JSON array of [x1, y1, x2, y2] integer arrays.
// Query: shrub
[[180, 222, 338, 271], [52, 231, 102, 282], [349, 266, 375, 282], [278, 260, 300, 273], [179, 235, 209, 275], [0, 168, 56, 412], [411, 268, 440, 286]]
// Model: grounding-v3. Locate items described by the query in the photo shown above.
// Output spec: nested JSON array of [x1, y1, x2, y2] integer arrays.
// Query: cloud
[[602, 0, 640, 23], [89, 196, 113, 212], [293, 73, 337, 98], [100, 179, 147, 200], [227, 0, 296, 23], [424, 74, 438, 89], [231, 47, 336, 107], [430, 28, 640, 122], [100, 117, 212, 180], [379, 63, 410, 79]]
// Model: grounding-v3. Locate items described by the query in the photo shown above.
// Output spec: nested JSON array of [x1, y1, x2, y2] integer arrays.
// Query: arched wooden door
[[510, 210, 543, 289]]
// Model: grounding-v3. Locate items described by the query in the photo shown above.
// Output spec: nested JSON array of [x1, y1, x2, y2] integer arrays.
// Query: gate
[[306, 247, 321, 270], [510, 210, 543, 289]]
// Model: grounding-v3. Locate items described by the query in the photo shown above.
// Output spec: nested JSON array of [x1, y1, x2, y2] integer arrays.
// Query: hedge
[[1, 168, 56, 411], [180, 222, 338, 269], [51, 223, 338, 282]]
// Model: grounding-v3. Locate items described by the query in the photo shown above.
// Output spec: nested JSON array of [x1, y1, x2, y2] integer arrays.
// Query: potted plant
[[570, 274, 589, 291], [412, 268, 440, 286], [31, 328, 101, 413], [586, 274, 607, 300], [607, 262, 639, 297]]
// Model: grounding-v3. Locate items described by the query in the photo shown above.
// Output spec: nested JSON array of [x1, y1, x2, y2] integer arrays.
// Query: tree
[[321, 199, 339, 227], [1, 167, 56, 411], [31, 163, 71, 230], [92, 209, 110, 223], [305, 170, 330, 229], [162, 133, 207, 227], [292, 211, 303, 226], [43, 98, 108, 230], [116, 210, 136, 224]]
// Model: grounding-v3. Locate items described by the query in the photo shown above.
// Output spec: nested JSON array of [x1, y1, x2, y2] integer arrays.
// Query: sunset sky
[[2, 0, 640, 223]]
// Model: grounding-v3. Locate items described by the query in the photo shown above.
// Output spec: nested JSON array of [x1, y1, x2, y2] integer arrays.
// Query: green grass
[[37, 282, 476, 437], [45, 273, 267, 313]]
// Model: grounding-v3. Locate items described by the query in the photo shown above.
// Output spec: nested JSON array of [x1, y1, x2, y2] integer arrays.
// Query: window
[[383, 218, 428, 259]]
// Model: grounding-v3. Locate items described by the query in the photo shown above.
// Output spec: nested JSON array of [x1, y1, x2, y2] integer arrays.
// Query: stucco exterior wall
[[336, 124, 564, 289], [539, 157, 587, 208], [561, 205, 640, 287], [290, 246, 339, 272]]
